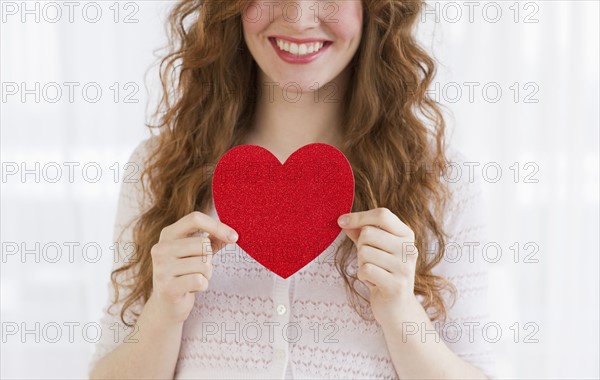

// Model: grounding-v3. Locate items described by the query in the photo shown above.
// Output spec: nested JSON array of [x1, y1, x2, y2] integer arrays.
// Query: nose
[[279, 0, 320, 30]]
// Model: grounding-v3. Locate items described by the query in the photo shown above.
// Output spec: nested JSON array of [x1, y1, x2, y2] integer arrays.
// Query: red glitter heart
[[212, 143, 355, 279]]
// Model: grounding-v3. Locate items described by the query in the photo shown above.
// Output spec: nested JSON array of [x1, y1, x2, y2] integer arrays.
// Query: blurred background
[[1, 0, 598, 378]]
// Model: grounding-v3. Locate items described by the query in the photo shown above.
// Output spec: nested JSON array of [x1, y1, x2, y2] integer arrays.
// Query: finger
[[357, 262, 394, 289], [171, 255, 213, 279], [341, 225, 361, 245], [160, 211, 239, 244], [355, 225, 404, 256], [153, 237, 214, 260], [357, 245, 399, 274], [338, 207, 412, 238], [209, 234, 232, 254], [171, 273, 209, 295]]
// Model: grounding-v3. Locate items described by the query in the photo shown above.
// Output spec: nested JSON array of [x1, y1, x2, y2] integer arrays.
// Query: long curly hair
[[110, 0, 457, 327]]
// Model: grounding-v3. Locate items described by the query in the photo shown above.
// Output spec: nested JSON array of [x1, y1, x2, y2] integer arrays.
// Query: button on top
[[275, 348, 286, 360], [276, 304, 287, 315]]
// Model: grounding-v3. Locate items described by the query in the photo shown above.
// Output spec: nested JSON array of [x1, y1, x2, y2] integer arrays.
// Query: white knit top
[[88, 137, 497, 379]]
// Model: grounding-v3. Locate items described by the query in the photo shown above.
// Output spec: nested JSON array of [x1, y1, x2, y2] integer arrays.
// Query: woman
[[89, 0, 496, 378]]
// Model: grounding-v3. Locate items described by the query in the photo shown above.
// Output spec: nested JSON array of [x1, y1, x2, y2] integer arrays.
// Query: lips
[[269, 35, 332, 44], [268, 37, 332, 50], [268, 37, 333, 64]]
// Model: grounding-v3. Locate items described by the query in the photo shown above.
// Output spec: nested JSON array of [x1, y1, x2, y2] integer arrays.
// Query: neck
[[243, 67, 350, 163]]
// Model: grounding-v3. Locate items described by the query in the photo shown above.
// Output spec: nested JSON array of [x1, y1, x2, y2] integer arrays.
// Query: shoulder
[[126, 135, 160, 169], [113, 135, 160, 236], [438, 145, 487, 229], [441, 145, 485, 193], [428, 144, 491, 278], [422, 143, 491, 277], [120, 135, 160, 199], [120, 134, 160, 197]]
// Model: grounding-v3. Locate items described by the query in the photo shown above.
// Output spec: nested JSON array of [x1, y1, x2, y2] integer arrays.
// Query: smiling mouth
[[269, 37, 332, 56]]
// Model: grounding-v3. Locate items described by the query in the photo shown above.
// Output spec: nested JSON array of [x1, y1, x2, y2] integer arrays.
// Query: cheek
[[241, 1, 271, 36], [328, 2, 363, 42]]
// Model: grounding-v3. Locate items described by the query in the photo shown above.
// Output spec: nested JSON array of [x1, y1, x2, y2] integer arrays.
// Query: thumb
[[193, 231, 230, 255]]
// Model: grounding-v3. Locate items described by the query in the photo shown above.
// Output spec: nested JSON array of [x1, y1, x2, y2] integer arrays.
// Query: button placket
[[272, 275, 291, 376]]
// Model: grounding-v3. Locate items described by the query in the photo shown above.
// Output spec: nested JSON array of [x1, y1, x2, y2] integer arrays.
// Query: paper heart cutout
[[212, 143, 355, 278]]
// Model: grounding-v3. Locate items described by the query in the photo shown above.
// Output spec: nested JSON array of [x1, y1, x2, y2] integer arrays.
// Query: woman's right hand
[[148, 211, 239, 325]]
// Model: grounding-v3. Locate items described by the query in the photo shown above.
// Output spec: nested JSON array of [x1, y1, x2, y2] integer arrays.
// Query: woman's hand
[[337, 207, 421, 328], [148, 211, 239, 326]]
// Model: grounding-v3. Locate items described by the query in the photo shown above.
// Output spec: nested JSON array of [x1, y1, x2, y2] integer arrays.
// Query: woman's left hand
[[337, 207, 421, 328]]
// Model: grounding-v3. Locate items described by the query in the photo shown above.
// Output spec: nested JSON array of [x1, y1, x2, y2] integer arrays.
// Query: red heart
[[212, 143, 355, 279]]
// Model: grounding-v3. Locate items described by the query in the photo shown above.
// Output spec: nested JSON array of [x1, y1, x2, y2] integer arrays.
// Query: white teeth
[[274, 38, 326, 56]]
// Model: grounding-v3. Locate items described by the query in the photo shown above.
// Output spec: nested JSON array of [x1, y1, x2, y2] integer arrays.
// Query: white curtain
[[1, 1, 598, 378]]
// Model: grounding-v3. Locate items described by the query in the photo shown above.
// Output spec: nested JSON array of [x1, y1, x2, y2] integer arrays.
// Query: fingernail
[[228, 231, 238, 242], [338, 215, 349, 226]]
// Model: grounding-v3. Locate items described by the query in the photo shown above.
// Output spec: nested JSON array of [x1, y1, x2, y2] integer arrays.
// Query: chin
[[276, 76, 334, 93]]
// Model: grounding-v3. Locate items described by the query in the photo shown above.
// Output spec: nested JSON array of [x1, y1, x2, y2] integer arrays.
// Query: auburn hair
[[110, 0, 457, 327]]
